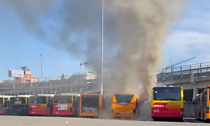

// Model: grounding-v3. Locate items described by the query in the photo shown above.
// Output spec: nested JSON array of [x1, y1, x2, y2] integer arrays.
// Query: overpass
[[157, 62, 210, 101]]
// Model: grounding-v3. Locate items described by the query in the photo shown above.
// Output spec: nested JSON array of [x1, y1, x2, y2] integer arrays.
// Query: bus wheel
[[178, 118, 183, 122], [153, 118, 158, 121]]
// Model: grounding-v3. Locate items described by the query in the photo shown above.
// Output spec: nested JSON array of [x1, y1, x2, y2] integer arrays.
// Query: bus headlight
[[112, 104, 117, 107], [154, 110, 159, 113]]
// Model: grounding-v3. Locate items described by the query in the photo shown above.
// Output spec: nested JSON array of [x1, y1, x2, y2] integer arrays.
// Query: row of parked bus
[[0, 85, 209, 121], [0, 93, 138, 118], [0, 93, 102, 117]]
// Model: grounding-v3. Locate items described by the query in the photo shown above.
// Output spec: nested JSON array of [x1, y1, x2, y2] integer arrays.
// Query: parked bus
[[151, 87, 184, 121], [29, 94, 54, 116], [0, 96, 12, 115], [9, 95, 31, 115], [52, 94, 80, 116], [79, 94, 102, 117], [111, 94, 138, 118], [194, 85, 210, 121]]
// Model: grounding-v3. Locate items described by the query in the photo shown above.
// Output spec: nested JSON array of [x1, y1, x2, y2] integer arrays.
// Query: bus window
[[13, 98, 26, 105], [114, 94, 133, 104], [54, 96, 72, 104], [0, 98, 3, 105], [153, 87, 181, 101], [30, 97, 46, 104]]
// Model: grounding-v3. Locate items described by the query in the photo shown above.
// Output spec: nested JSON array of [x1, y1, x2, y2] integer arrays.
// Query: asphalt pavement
[[0, 116, 208, 126]]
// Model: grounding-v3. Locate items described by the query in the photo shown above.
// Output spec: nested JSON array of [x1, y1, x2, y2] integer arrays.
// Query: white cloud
[[163, 31, 210, 66]]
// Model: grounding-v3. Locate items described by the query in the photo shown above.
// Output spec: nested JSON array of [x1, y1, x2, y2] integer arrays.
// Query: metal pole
[[40, 54, 43, 81], [101, 0, 104, 95]]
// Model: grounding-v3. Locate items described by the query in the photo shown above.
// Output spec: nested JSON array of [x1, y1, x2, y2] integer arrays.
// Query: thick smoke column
[[104, 0, 186, 103], [2, 0, 187, 103]]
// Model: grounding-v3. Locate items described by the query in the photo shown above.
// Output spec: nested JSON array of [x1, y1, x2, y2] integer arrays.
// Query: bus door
[[52, 95, 73, 116], [72, 95, 80, 117], [80, 94, 102, 117], [0, 97, 6, 114], [207, 87, 210, 120]]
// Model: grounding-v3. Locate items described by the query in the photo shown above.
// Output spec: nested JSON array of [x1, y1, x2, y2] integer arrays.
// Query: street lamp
[[101, 0, 104, 95], [40, 54, 43, 81], [80, 62, 88, 73]]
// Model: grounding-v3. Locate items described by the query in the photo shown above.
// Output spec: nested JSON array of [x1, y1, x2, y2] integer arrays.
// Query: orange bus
[[79, 94, 102, 117], [151, 87, 184, 121], [111, 94, 138, 118], [29, 94, 53, 116], [0, 96, 11, 115], [194, 85, 210, 121]]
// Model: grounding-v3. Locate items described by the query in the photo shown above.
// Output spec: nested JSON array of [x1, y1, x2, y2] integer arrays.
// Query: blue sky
[[0, 0, 210, 80], [163, 0, 210, 66]]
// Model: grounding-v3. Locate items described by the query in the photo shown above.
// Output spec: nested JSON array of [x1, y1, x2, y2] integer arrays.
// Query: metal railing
[[0, 74, 100, 95], [157, 62, 210, 83]]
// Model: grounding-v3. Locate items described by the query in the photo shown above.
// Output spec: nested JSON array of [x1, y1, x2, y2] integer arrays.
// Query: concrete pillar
[[192, 83, 198, 101]]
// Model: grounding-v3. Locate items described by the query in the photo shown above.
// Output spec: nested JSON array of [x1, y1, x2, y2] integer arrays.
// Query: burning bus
[[111, 94, 138, 118]]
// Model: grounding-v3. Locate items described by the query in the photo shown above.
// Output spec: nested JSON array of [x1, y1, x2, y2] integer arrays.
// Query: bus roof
[[36, 94, 55, 97], [54, 93, 80, 96], [16, 95, 32, 98], [81, 93, 101, 96], [153, 86, 182, 89], [113, 93, 137, 95], [0, 95, 13, 98]]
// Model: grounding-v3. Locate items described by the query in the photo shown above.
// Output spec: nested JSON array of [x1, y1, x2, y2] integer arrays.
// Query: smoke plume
[[2, 0, 187, 103]]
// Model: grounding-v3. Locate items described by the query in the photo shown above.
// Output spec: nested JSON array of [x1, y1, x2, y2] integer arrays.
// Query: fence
[[157, 62, 210, 83], [0, 74, 100, 95]]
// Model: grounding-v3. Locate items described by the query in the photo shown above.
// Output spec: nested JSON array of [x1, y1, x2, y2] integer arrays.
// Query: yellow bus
[[52, 94, 80, 116], [29, 94, 54, 116], [194, 85, 210, 121], [111, 94, 138, 118], [151, 87, 184, 121], [0, 96, 11, 115]]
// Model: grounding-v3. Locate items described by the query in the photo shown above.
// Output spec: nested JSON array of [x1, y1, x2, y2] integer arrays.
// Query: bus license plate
[[58, 104, 67, 110]]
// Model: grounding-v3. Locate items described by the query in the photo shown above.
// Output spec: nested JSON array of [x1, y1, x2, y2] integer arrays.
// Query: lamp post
[[80, 62, 88, 73], [101, 0, 104, 95], [40, 54, 43, 81]]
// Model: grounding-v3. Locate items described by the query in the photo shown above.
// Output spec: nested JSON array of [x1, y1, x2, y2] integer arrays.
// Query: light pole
[[101, 0, 104, 95], [80, 62, 88, 73], [40, 54, 43, 81]]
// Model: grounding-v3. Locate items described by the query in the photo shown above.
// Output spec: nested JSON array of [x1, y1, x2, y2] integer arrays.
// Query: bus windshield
[[153, 87, 181, 101], [54, 96, 72, 104], [12, 97, 26, 105], [30, 97, 47, 104], [0, 98, 3, 105], [115, 94, 134, 104]]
